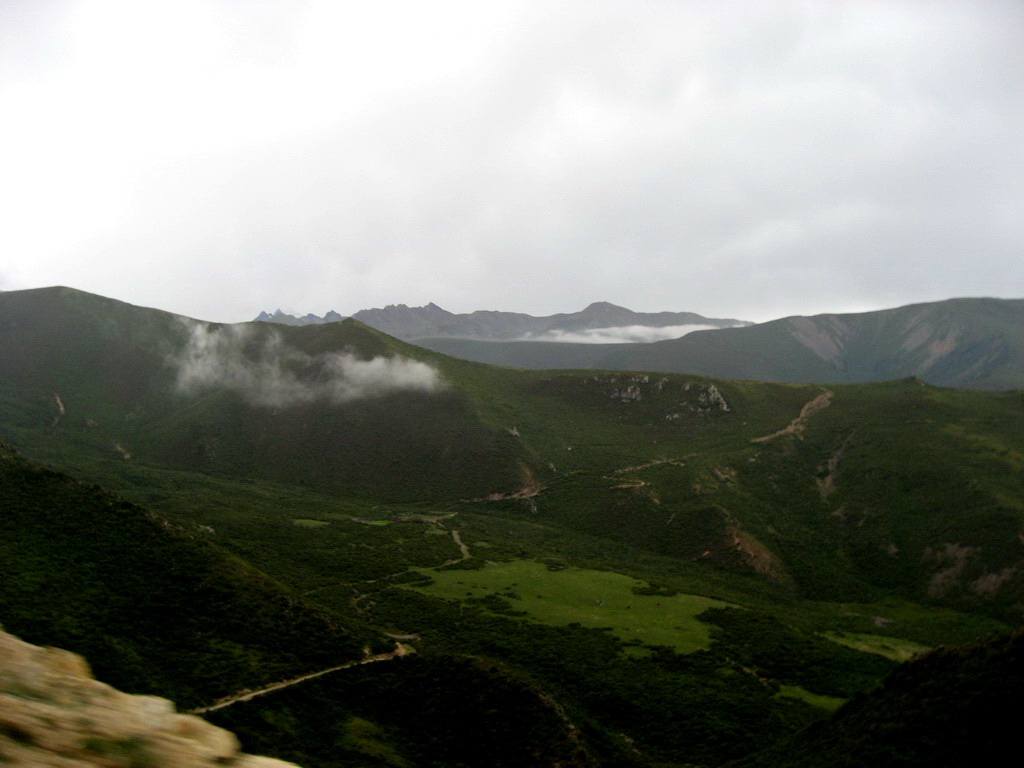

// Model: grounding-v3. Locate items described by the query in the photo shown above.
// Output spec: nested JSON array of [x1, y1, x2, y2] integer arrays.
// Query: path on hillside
[[476, 483, 541, 502], [606, 456, 695, 489], [191, 511, 483, 715], [449, 528, 470, 561], [186, 645, 410, 715], [303, 512, 475, 617], [817, 430, 855, 498], [302, 512, 465, 600], [612, 457, 692, 474], [751, 390, 833, 443]]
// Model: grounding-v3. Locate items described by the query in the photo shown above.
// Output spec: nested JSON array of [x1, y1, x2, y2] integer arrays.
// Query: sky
[[1, 0, 1022, 325]]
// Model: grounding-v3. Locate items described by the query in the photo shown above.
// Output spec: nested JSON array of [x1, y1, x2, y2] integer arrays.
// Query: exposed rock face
[[0, 628, 300, 768], [694, 383, 730, 413]]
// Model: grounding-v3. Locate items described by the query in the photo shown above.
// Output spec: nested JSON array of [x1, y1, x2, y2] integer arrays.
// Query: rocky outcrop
[[0, 628, 300, 768]]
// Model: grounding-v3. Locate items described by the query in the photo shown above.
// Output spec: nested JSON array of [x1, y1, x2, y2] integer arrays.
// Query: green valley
[[1, 286, 1022, 767]]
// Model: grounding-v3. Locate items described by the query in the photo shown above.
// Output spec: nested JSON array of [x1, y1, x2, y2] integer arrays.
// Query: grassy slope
[[2, 286, 1023, 766], [409, 559, 731, 653], [0, 442, 370, 710], [446, 368, 1024, 619]]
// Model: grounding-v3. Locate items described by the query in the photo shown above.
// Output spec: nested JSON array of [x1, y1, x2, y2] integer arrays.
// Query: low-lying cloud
[[521, 324, 723, 345], [173, 322, 443, 407]]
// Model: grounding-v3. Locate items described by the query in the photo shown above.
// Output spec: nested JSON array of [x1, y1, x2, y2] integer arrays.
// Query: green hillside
[[1, 286, 1022, 766], [0, 286, 527, 501], [0, 442, 369, 710]]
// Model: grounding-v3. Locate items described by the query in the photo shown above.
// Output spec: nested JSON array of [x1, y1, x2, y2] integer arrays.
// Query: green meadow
[[409, 559, 730, 653], [776, 685, 846, 712], [823, 631, 931, 662], [292, 518, 331, 527]]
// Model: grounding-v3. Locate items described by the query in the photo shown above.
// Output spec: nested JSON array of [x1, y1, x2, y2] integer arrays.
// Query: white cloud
[[173, 321, 443, 407], [521, 324, 727, 344]]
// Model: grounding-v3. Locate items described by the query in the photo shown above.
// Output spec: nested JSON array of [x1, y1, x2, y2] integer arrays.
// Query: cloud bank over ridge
[[520, 324, 725, 345], [173, 322, 443, 407]]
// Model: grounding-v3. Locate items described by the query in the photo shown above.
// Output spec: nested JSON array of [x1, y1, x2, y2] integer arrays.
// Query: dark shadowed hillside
[[731, 629, 1024, 767]]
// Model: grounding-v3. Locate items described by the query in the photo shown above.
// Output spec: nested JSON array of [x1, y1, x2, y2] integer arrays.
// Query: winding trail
[[612, 457, 692, 474], [186, 645, 410, 715], [818, 430, 855, 498], [751, 390, 833, 443], [51, 393, 65, 427], [449, 528, 470, 561], [301, 512, 464, 600], [208, 510, 476, 714], [604, 455, 694, 491], [611, 478, 649, 489]]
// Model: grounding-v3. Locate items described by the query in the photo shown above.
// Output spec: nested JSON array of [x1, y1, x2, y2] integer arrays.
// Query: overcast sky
[[1, 0, 1021, 324]]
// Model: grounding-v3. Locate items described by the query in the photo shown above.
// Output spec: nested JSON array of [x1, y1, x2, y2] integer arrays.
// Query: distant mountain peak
[[252, 308, 345, 326], [582, 301, 626, 312]]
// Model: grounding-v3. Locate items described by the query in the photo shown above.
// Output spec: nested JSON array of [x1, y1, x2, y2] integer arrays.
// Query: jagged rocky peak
[[363, 302, 453, 317], [252, 308, 346, 326], [0, 627, 301, 768]]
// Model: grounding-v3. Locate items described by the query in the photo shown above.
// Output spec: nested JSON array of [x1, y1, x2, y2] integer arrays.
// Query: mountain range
[[417, 297, 1024, 390], [255, 300, 749, 340], [256, 297, 1024, 390], [3, 285, 1023, 767]]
